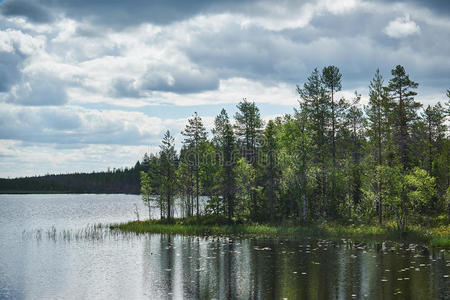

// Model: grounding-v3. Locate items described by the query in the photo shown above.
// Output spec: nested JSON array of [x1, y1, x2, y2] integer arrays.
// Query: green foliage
[[159, 130, 177, 220], [235, 157, 255, 221], [181, 112, 208, 217], [140, 171, 153, 219], [404, 167, 436, 213]]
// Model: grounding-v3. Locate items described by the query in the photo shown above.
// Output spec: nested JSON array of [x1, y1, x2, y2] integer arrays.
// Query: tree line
[[0, 165, 147, 194], [141, 65, 450, 230]]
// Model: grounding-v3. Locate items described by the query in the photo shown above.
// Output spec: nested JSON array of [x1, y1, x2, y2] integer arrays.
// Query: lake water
[[0, 194, 448, 299]]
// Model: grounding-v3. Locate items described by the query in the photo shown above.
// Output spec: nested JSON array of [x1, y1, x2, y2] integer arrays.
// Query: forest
[[0, 166, 144, 194], [2, 65, 449, 231], [140, 65, 450, 231]]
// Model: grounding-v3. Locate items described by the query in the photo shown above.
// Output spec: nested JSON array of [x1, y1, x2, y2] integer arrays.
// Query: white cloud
[[0, 103, 188, 145], [238, 0, 361, 31], [0, 140, 155, 177], [136, 77, 298, 107], [0, 28, 46, 54], [0, 0, 449, 177], [384, 14, 421, 38]]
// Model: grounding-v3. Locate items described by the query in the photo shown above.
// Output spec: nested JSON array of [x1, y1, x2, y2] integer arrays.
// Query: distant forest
[[0, 163, 148, 194]]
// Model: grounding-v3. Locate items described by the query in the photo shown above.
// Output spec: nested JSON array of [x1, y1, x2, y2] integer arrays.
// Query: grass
[[23, 223, 117, 242], [110, 216, 450, 247]]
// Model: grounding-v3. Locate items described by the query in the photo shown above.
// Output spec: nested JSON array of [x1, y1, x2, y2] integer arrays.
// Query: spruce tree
[[386, 65, 420, 171], [297, 68, 330, 217], [159, 130, 177, 221], [182, 112, 207, 217], [234, 99, 263, 220], [366, 69, 391, 224], [322, 66, 342, 211]]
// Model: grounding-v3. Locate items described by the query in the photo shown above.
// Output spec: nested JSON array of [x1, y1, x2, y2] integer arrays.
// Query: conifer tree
[[159, 130, 177, 221], [235, 99, 263, 220], [297, 68, 330, 216], [386, 65, 420, 171], [182, 112, 207, 217], [366, 69, 391, 224]]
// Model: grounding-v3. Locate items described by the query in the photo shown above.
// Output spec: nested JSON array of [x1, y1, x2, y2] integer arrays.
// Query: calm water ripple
[[0, 194, 449, 299]]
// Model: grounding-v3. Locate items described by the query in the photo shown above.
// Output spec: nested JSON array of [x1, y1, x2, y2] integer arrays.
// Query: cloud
[[0, 28, 45, 93], [1, 0, 232, 28], [236, 0, 362, 31], [384, 14, 421, 38], [0, 103, 187, 145], [0, 0, 449, 177], [139, 66, 219, 94], [0, 50, 22, 92], [0, 139, 156, 177], [155, 77, 299, 107], [0, 0, 361, 30], [0, 0, 54, 23], [5, 74, 68, 106]]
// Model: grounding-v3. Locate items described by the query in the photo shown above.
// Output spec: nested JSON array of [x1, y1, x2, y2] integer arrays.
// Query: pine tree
[[345, 91, 365, 215], [386, 65, 420, 171], [322, 66, 342, 212], [262, 120, 278, 221], [422, 103, 446, 173], [223, 121, 237, 221], [234, 99, 264, 165], [182, 112, 207, 217], [212, 109, 237, 221], [365, 69, 391, 224], [297, 68, 330, 217], [212, 109, 230, 148], [159, 130, 177, 221], [234, 99, 263, 220], [446, 89, 450, 115]]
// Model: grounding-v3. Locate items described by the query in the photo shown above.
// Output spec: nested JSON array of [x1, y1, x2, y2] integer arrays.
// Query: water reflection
[[138, 236, 449, 300], [1, 195, 449, 299]]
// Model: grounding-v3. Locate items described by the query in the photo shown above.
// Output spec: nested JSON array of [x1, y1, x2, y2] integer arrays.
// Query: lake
[[0, 194, 448, 299]]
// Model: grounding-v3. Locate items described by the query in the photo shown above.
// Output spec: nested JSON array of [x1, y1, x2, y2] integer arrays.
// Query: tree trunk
[[148, 202, 151, 220], [377, 108, 383, 225], [331, 88, 336, 216], [399, 88, 407, 171], [196, 166, 199, 217], [428, 122, 432, 173]]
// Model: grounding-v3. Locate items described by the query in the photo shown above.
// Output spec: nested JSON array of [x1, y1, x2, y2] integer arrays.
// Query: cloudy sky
[[0, 0, 449, 178]]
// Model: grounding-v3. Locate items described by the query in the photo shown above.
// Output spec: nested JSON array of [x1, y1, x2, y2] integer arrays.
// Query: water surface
[[0, 194, 448, 299]]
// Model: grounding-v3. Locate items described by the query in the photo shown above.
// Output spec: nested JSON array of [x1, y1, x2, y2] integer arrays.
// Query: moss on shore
[[110, 217, 450, 247]]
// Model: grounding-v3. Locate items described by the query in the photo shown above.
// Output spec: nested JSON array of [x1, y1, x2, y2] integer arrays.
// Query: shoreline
[[110, 219, 450, 248], [0, 191, 139, 195]]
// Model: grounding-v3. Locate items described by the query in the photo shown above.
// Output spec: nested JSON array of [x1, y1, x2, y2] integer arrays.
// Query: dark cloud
[[0, 0, 53, 23], [184, 24, 302, 84], [0, 106, 160, 145], [41, 110, 81, 130], [181, 7, 450, 91], [5, 75, 68, 106], [139, 68, 219, 94], [381, 0, 450, 16], [110, 78, 141, 98], [0, 51, 23, 92], [18, 0, 231, 27], [0, 0, 260, 27], [74, 24, 104, 38], [55, 0, 212, 26], [111, 67, 220, 97]]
